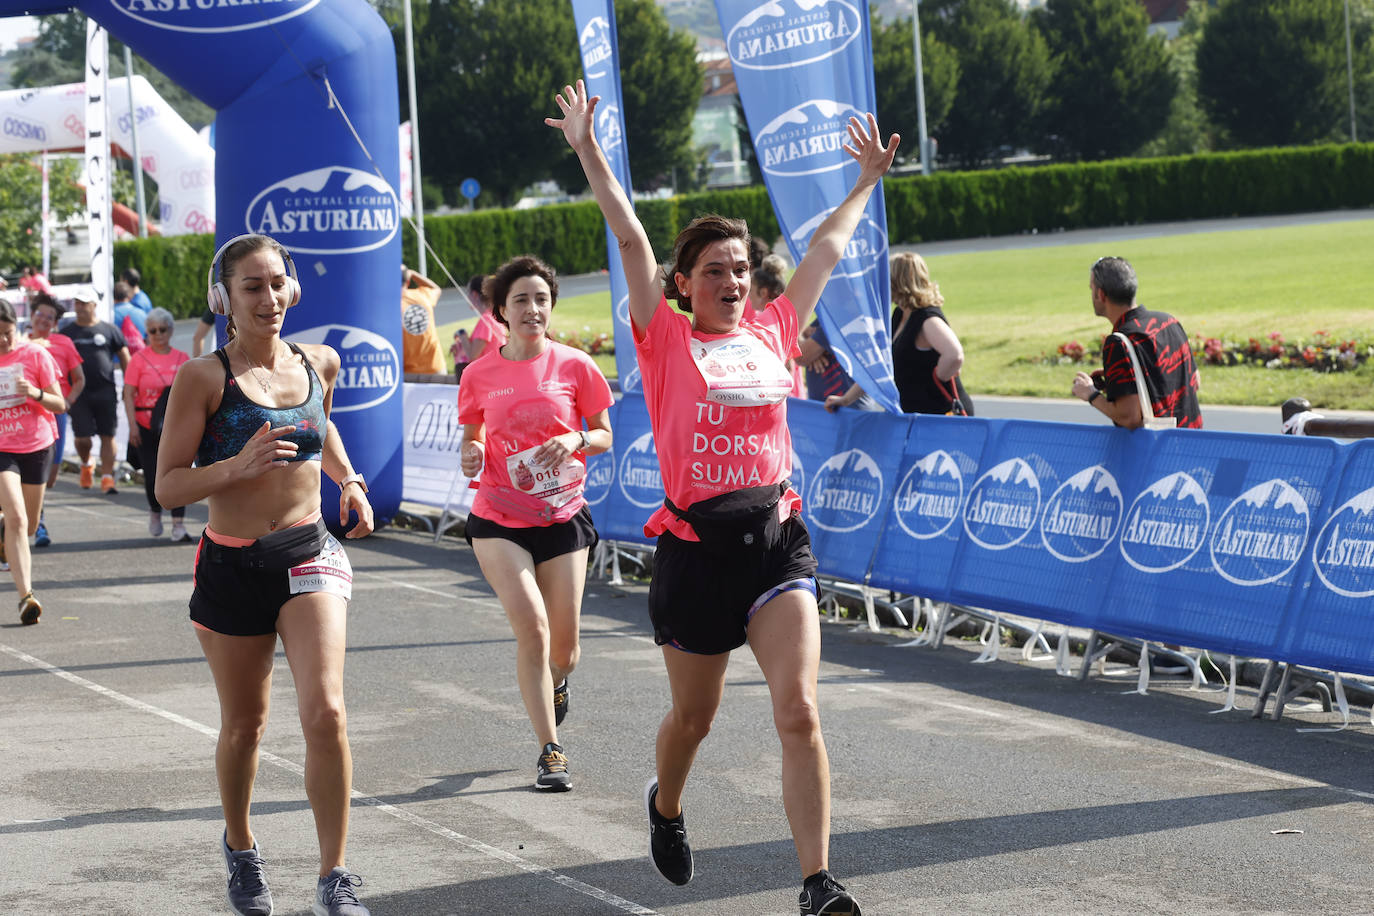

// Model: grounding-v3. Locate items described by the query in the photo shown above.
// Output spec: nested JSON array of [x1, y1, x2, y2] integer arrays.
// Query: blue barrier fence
[[590, 394, 1374, 678]]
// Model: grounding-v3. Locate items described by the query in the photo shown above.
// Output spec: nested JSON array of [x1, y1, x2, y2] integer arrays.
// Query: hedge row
[[118, 142, 1374, 319]]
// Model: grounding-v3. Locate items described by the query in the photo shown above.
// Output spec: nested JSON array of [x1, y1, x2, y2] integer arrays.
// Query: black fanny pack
[[200, 518, 329, 570], [663, 482, 788, 554]]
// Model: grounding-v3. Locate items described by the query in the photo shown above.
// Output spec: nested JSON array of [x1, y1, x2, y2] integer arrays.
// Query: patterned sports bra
[[196, 342, 326, 467]]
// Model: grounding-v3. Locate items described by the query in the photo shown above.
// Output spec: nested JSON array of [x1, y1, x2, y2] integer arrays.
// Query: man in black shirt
[[1070, 257, 1202, 429], [57, 287, 130, 493]]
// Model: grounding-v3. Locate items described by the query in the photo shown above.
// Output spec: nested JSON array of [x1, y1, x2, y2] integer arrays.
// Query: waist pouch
[[664, 482, 787, 555], [484, 485, 585, 526], [201, 518, 328, 570]]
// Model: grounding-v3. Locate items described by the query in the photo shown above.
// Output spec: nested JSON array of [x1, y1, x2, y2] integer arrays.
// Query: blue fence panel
[[868, 415, 992, 602], [601, 394, 657, 546], [584, 399, 619, 535], [791, 400, 903, 583], [1280, 439, 1374, 676], [1095, 430, 1341, 656], [945, 420, 1140, 629]]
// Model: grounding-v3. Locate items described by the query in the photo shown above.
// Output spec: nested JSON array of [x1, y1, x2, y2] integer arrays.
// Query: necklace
[[244, 344, 280, 393]]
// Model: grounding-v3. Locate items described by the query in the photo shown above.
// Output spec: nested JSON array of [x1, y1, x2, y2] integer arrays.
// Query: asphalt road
[[3, 481, 1373, 915]]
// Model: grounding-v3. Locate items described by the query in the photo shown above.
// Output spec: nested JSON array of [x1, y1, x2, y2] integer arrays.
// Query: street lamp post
[[912, 0, 932, 174], [1345, 0, 1358, 142]]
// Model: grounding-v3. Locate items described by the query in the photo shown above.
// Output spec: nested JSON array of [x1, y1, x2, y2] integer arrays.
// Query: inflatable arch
[[0, 0, 405, 525]]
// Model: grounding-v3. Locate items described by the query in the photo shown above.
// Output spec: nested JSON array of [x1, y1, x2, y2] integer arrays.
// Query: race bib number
[[0, 366, 24, 409], [691, 333, 791, 406], [288, 534, 353, 599], [505, 443, 586, 508]]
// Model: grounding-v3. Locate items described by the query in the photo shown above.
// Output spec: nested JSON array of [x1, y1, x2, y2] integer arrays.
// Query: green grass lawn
[[437, 218, 1374, 409]]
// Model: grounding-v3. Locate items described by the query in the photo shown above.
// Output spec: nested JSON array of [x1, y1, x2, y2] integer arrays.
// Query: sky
[[0, 14, 38, 55]]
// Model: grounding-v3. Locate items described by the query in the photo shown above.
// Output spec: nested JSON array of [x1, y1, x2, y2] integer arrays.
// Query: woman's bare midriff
[[206, 460, 322, 539]]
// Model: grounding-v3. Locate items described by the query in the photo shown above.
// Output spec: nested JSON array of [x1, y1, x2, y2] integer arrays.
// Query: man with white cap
[[56, 286, 129, 493]]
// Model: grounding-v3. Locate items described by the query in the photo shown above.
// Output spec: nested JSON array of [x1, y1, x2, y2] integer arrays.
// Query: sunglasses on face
[[146, 327, 171, 334]]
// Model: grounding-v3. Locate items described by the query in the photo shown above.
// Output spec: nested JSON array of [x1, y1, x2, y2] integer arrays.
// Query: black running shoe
[[799, 869, 861, 916], [644, 778, 693, 885], [553, 678, 570, 726], [535, 742, 571, 791]]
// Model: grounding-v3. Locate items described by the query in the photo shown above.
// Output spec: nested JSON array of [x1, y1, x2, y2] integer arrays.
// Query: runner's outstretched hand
[[545, 80, 600, 154]]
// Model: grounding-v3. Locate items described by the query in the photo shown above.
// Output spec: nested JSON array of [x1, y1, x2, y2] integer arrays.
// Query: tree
[[0, 153, 86, 274], [1137, 2, 1218, 158], [1032, 0, 1176, 160], [382, 0, 703, 206], [1197, 0, 1374, 148], [871, 7, 960, 165], [923, 0, 1054, 167]]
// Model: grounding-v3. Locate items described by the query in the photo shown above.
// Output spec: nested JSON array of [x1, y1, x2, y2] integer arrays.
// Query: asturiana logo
[[618, 431, 664, 509], [789, 447, 806, 501], [584, 450, 615, 506], [963, 457, 1040, 551], [1208, 478, 1310, 586], [838, 314, 893, 375], [895, 449, 964, 541], [288, 324, 399, 413], [111, 0, 320, 34], [1040, 465, 1123, 563], [727, 0, 862, 71], [246, 167, 398, 255], [807, 448, 883, 533], [597, 103, 625, 156], [791, 208, 886, 280], [1312, 484, 1374, 598], [755, 100, 865, 178], [579, 16, 615, 79], [1120, 471, 1209, 573]]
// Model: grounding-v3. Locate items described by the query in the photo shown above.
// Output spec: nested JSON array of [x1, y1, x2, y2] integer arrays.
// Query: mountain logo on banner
[[838, 314, 892, 379], [247, 167, 399, 255], [615, 293, 630, 329], [789, 447, 806, 501], [1120, 471, 1209, 573], [112, 0, 320, 34], [727, 0, 863, 71], [618, 431, 664, 508], [756, 100, 866, 177], [584, 450, 615, 507], [597, 103, 625, 156], [288, 324, 399, 413], [808, 449, 882, 533], [1208, 479, 1311, 586], [791, 209, 886, 280], [964, 457, 1040, 550], [579, 16, 615, 79], [1040, 465, 1123, 563], [1312, 484, 1374, 598], [621, 364, 642, 394], [895, 449, 964, 541]]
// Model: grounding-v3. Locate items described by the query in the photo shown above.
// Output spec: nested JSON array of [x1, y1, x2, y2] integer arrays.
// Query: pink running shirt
[[633, 295, 802, 541], [457, 341, 613, 528], [124, 347, 190, 428], [0, 342, 60, 453], [471, 311, 508, 350], [28, 333, 81, 398]]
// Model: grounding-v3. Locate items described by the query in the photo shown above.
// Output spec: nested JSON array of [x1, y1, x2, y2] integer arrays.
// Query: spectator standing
[[0, 299, 66, 625], [399, 265, 445, 375], [113, 281, 147, 354], [801, 320, 879, 412], [19, 266, 53, 297], [122, 308, 191, 541], [57, 286, 129, 494], [466, 273, 507, 360], [25, 294, 85, 547], [451, 329, 470, 369], [890, 252, 971, 416], [192, 307, 218, 357], [1071, 256, 1202, 429], [121, 267, 153, 314]]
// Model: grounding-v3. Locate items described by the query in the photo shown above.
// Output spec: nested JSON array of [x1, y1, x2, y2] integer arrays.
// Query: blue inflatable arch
[[0, 0, 405, 524]]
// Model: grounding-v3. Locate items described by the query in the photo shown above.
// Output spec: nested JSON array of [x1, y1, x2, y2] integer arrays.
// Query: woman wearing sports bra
[[551, 80, 896, 916], [889, 252, 970, 416], [155, 234, 375, 916]]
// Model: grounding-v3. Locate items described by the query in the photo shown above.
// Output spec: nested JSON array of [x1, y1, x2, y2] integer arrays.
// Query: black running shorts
[[0, 445, 54, 486], [68, 389, 118, 438], [649, 515, 818, 655], [190, 532, 353, 636], [464, 507, 599, 565]]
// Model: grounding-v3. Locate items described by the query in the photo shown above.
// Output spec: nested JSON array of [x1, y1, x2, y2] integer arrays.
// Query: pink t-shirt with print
[[457, 340, 614, 528], [471, 311, 508, 349], [28, 333, 81, 398], [633, 295, 802, 541], [0, 342, 59, 453], [124, 347, 189, 428]]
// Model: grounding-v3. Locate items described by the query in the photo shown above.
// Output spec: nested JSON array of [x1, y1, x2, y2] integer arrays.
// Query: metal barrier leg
[[1252, 660, 1279, 718]]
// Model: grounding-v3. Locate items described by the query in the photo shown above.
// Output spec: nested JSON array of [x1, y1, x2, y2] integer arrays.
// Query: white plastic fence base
[[972, 616, 1001, 664], [1296, 673, 1352, 733]]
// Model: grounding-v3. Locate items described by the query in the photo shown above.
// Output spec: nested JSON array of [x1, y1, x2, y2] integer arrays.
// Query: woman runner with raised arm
[[548, 80, 896, 916]]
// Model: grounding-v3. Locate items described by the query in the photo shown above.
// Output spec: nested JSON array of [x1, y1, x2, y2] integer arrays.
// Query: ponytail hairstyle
[[890, 252, 944, 311]]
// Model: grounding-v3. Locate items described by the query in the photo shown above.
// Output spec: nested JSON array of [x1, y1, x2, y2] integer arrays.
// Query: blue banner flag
[[571, 0, 642, 395], [713, 0, 899, 412]]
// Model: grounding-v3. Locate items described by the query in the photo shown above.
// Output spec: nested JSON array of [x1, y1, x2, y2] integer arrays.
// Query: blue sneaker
[[33, 516, 50, 548], [313, 867, 369, 916], [222, 832, 273, 916]]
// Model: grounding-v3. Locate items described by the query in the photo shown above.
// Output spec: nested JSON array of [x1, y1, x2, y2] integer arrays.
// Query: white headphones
[[206, 234, 301, 316]]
